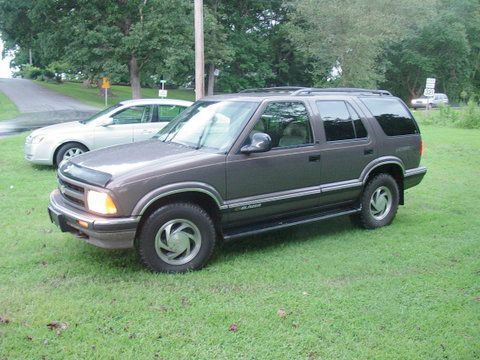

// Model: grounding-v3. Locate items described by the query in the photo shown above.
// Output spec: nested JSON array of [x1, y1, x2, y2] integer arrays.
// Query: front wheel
[[55, 142, 88, 165], [355, 174, 399, 229], [137, 202, 217, 273]]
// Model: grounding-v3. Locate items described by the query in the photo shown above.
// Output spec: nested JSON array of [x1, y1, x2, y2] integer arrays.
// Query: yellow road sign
[[101, 77, 110, 89]]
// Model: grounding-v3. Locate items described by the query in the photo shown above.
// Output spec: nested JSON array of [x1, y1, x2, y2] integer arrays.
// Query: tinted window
[[361, 98, 418, 136], [249, 102, 313, 148], [317, 101, 368, 141], [347, 103, 368, 138]]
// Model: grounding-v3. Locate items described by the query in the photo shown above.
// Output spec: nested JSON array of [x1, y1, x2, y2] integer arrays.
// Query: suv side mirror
[[240, 132, 272, 154]]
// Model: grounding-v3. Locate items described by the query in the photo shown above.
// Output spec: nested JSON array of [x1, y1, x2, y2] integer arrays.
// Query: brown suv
[[48, 88, 427, 272]]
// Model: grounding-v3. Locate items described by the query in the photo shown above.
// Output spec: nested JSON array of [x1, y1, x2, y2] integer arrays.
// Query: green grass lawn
[[0, 90, 20, 121], [0, 125, 479, 359], [36, 81, 195, 108]]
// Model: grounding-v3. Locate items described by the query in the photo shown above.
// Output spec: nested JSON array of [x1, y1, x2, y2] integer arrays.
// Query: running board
[[222, 207, 361, 241]]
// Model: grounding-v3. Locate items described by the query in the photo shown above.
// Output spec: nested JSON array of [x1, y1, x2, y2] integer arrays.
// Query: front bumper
[[48, 189, 139, 249], [24, 141, 53, 165]]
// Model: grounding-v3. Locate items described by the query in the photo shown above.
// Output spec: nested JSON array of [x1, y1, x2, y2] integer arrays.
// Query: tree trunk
[[207, 63, 215, 96], [29, 48, 33, 65], [129, 55, 141, 99]]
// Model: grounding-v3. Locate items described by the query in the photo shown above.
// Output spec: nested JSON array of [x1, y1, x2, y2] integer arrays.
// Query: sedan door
[[93, 105, 151, 149], [133, 104, 187, 142]]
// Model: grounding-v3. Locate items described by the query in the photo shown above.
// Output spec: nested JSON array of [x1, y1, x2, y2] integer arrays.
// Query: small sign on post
[[158, 80, 168, 98], [423, 77, 436, 110], [101, 77, 111, 107]]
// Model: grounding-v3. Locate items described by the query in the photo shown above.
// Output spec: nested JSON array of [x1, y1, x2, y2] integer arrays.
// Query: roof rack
[[238, 86, 306, 94], [292, 88, 392, 96]]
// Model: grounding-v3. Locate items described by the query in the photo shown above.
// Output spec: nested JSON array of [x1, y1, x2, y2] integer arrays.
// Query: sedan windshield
[[156, 100, 258, 151], [80, 103, 122, 124]]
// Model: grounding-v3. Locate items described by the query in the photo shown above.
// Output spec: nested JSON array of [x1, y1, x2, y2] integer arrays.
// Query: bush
[[415, 102, 480, 129], [16, 64, 43, 79]]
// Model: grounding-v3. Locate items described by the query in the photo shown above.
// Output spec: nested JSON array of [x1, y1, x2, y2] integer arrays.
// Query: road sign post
[[158, 80, 168, 98], [101, 77, 111, 107], [423, 78, 436, 110]]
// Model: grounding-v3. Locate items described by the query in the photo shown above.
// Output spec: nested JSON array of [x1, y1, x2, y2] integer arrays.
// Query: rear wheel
[[355, 174, 399, 229], [137, 202, 217, 273], [55, 142, 88, 165]]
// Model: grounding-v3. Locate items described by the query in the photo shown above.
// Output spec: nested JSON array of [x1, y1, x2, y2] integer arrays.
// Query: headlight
[[86, 190, 117, 215], [27, 135, 45, 144]]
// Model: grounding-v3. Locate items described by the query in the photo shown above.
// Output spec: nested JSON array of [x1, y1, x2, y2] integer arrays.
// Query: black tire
[[55, 142, 88, 166], [137, 202, 217, 273], [355, 173, 399, 229]]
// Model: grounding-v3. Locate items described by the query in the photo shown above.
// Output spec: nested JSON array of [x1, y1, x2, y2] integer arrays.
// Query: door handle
[[309, 154, 321, 162], [364, 148, 373, 155]]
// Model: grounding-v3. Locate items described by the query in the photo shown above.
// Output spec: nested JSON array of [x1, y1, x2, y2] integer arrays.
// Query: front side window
[[248, 102, 313, 148], [112, 105, 153, 125], [156, 100, 259, 151], [361, 98, 419, 136], [317, 101, 368, 141]]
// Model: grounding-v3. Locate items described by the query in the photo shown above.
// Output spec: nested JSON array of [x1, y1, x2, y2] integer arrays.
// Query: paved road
[[0, 78, 98, 113], [0, 78, 99, 137]]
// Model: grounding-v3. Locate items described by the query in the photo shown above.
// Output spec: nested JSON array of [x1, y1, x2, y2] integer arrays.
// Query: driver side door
[[225, 101, 322, 227]]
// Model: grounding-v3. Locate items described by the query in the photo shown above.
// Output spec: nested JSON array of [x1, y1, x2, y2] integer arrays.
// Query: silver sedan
[[24, 98, 192, 166]]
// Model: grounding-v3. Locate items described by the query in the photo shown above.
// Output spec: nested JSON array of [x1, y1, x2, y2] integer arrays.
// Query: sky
[[0, 39, 13, 78]]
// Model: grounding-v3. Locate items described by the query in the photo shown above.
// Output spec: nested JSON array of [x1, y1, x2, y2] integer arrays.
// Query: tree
[[381, 0, 477, 101], [1, 0, 193, 98], [286, 0, 437, 88]]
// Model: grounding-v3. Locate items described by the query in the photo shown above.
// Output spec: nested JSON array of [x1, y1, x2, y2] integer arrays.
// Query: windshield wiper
[[195, 116, 217, 150]]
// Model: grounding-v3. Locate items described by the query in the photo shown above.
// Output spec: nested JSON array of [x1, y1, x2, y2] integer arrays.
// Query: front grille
[[58, 177, 86, 209]]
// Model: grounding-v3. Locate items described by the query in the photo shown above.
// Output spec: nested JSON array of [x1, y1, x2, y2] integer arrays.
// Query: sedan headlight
[[26, 135, 45, 144], [86, 190, 117, 215]]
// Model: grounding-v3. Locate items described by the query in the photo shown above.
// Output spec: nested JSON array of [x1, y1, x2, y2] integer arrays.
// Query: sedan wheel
[[55, 142, 89, 166], [63, 147, 85, 160]]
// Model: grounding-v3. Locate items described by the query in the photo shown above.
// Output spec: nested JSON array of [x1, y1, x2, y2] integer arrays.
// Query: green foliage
[[1, 0, 480, 99], [414, 103, 480, 129], [15, 64, 43, 79], [382, 12, 471, 101], [0, 90, 19, 120], [36, 81, 194, 108]]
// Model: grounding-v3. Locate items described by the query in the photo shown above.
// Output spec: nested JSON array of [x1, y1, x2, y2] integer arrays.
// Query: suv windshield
[[80, 104, 123, 124], [156, 100, 258, 151]]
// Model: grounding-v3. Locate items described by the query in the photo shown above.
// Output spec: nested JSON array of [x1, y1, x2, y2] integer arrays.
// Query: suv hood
[[68, 140, 218, 180]]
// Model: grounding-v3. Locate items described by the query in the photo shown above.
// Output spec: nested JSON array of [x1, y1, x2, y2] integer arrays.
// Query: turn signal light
[[76, 220, 89, 228], [420, 141, 424, 156]]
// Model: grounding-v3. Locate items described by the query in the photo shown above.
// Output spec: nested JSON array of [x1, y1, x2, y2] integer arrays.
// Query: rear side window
[[316, 101, 368, 141], [361, 98, 419, 136]]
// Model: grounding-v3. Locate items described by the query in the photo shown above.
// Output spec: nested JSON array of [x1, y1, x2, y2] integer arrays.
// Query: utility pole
[[194, 0, 205, 100]]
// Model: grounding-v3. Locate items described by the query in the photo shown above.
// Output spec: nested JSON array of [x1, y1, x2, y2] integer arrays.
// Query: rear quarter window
[[361, 98, 419, 136]]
